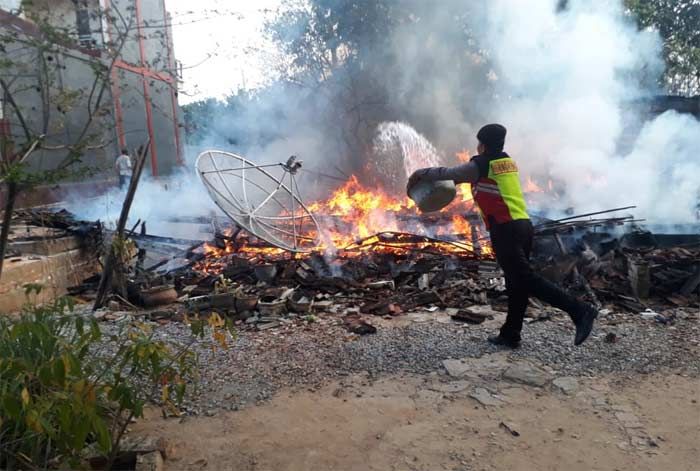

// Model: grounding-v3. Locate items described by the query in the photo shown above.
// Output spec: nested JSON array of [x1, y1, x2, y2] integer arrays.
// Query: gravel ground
[[111, 306, 700, 414]]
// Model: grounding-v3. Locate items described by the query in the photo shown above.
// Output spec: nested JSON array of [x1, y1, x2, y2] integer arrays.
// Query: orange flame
[[524, 176, 544, 193], [456, 149, 471, 163], [196, 167, 556, 273]]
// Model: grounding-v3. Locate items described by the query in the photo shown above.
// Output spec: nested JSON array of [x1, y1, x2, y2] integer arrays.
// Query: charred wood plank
[[628, 261, 650, 300], [680, 264, 700, 296]]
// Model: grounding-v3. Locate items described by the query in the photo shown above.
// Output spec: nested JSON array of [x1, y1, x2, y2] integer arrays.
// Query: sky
[[166, 0, 283, 104]]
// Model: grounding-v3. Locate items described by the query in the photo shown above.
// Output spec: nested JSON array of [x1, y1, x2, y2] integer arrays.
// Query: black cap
[[477, 124, 507, 152]]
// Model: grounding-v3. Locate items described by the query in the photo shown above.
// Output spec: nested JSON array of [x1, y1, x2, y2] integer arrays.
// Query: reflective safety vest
[[471, 157, 530, 229]]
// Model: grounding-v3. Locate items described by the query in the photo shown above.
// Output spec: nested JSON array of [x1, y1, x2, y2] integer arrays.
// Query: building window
[[75, 4, 95, 48]]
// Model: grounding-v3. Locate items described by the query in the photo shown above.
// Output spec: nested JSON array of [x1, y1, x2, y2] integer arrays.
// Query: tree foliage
[[264, 1, 492, 170], [182, 91, 284, 147], [0, 286, 236, 470], [0, 294, 190, 469], [626, 0, 700, 95], [182, 0, 700, 187]]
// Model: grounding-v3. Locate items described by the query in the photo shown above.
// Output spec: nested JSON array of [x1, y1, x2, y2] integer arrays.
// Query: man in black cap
[[407, 123, 598, 348]]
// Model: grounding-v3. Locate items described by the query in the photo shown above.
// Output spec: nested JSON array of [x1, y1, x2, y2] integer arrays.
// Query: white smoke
[[70, 0, 700, 229], [64, 165, 218, 232], [473, 0, 698, 222], [619, 112, 700, 220]]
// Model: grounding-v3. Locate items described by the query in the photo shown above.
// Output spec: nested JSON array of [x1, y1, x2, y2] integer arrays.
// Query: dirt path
[[133, 360, 699, 470]]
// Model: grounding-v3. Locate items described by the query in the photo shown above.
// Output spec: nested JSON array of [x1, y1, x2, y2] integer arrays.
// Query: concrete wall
[[106, 0, 182, 176], [0, 19, 118, 177], [0, 248, 98, 314], [118, 68, 151, 149], [140, 0, 171, 72], [107, 0, 177, 75], [0, 0, 182, 188], [110, 0, 142, 66]]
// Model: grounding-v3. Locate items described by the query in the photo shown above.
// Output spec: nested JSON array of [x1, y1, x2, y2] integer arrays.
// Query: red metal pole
[[112, 59, 174, 83], [162, 1, 183, 166], [135, 0, 159, 177]]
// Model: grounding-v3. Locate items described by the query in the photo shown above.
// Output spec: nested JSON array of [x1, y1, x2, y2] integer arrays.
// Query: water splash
[[371, 121, 443, 194]]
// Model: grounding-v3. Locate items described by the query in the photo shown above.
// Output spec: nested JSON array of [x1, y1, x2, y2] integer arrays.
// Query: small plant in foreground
[[0, 286, 234, 470]]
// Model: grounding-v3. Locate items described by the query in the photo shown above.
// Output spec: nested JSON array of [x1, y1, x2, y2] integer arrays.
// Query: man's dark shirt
[[418, 151, 510, 184]]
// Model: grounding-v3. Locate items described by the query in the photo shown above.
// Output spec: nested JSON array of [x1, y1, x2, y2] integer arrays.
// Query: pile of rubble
[[531, 226, 700, 312], [74, 227, 700, 336], [10, 209, 696, 331], [171, 246, 502, 333]]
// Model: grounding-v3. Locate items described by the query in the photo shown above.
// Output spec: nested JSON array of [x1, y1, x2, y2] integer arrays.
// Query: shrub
[[0, 288, 231, 469]]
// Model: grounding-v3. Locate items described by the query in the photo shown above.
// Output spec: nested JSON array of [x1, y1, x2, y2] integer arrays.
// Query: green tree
[[266, 0, 493, 178], [183, 91, 263, 147], [626, 0, 700, 95]]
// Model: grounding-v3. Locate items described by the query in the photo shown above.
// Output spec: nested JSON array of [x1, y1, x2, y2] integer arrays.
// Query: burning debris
[[195, 149, 493, 259], [46, 150, 697, 334], [6, 148, 696, 331], [1, 135, 696, 332], [170, 207, 698, 328]]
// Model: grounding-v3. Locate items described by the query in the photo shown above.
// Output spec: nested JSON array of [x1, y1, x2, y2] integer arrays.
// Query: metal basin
[[408, 179, 456, 213]]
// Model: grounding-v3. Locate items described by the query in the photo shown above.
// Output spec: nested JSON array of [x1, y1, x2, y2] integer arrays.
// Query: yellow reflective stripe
[[487, 157, 530, 221], [491, 159, 518, 175]]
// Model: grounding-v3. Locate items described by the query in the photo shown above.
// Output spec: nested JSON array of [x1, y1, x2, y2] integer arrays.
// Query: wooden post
[[470, 223, 481, 257], [628, 260, 650, 300], [0, 181, 18, 280], [93, 140, 150, 310]]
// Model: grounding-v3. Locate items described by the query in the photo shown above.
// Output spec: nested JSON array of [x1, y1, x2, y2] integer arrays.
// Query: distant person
[[407, 124, 598, 348], [115, 148, 132, 190]]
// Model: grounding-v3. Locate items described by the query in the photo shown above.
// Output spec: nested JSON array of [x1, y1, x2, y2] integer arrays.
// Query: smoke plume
[[385, 0, 699, 223], [478, 0, 699, 223], [71, 0, 700, 229]]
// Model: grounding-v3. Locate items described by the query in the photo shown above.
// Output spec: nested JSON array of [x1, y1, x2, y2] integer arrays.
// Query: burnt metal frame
[[196, 150, 321, 253]]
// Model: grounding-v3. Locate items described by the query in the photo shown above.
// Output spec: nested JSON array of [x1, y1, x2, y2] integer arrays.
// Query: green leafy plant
[[0, 289, 232, 470]]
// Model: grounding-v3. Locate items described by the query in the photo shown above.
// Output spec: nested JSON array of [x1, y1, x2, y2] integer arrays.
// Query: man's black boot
[[573, 303, 598, 346], [488, 334, 520, 349]]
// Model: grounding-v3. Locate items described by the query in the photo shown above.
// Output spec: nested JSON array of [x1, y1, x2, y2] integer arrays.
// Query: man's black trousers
[[489, 219, 582, 341]]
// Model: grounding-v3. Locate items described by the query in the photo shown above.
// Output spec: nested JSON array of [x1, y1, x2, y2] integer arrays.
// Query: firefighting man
[[407, 124, 598, 348]]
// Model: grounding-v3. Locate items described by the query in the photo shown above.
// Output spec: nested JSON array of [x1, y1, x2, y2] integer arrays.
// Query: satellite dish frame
[[196, 150, 321, 253]]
